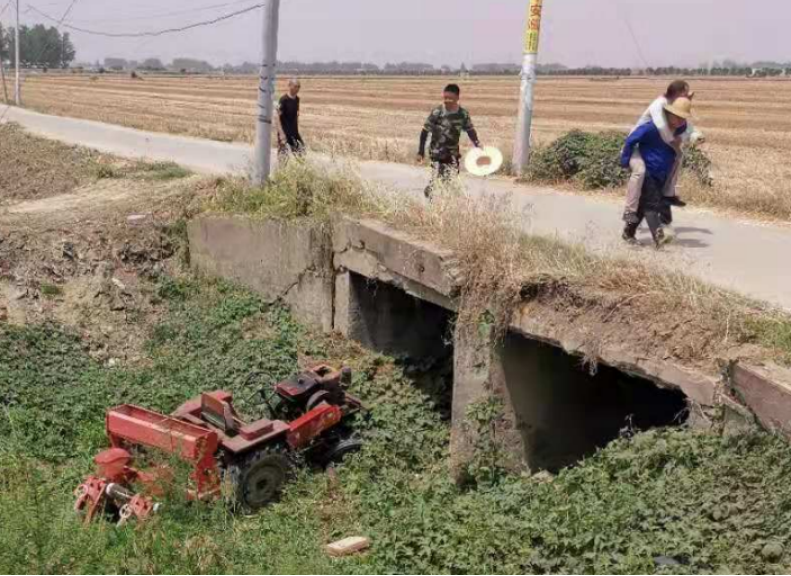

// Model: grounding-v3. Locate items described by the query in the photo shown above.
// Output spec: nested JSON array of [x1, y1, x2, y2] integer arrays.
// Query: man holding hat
[[417, 83, 482, 198], [620, 97, 694, 248]]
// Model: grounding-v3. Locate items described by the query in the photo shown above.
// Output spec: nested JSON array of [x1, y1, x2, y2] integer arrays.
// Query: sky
[[6, 0, 790, 68]]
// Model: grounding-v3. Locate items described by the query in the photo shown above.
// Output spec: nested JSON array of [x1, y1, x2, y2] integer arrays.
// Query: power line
[[66, 0, 261, 25], [0, 0, 12, 18], [612, 0, 651, 70], [25, 3, 264, 38]]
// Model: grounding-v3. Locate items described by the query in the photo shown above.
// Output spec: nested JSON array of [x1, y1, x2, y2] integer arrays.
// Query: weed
[[526, 130, 714, 190], [3, 278, 791, 573], [39, 283, 63, 298]]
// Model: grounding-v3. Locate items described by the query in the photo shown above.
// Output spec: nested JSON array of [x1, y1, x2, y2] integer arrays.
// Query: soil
[[0, 131, 209, 363]]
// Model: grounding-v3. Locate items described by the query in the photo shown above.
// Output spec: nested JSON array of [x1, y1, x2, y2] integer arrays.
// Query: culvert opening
[[502, 332, 689, 473], [347, 272, 455, 418]]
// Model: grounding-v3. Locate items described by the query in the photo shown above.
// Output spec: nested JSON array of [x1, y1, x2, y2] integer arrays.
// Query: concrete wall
[[188, 215, 334, 332], [189, 214, 791, 477]]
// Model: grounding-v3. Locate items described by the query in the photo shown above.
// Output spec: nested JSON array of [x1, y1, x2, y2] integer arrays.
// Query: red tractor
[[75, 365, 363, 525]]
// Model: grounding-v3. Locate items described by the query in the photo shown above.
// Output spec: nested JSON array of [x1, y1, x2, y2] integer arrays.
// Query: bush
[[527, 130, 628, 189], [527, 130, 714, 190]]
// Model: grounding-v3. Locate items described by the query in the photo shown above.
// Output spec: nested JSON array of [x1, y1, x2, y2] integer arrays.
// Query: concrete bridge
[[188, 214, 791, 476]]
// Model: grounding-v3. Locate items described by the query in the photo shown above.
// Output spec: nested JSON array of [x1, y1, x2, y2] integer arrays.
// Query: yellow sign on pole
[[524, 0, 544, 54]]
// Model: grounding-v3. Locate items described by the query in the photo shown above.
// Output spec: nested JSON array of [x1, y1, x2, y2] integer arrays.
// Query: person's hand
[[415, 154, 425, 165], [475, 142, 483, 149]]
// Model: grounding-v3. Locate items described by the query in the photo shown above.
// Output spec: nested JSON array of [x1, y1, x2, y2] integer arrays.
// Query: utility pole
[[14, 0, 21, 105], [512, 0, 545, 177], [0, 25, 9, 104], [252, 0, 281, 185]]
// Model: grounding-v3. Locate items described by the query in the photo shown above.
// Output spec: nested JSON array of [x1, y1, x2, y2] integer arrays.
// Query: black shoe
[[622, 223, 638, 244], [668, 196, 687, 208]]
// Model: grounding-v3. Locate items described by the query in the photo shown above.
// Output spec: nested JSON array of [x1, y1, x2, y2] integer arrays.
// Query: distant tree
[[5, 25, 76, 68], [170, 58, 214, 73], [104, 57, 128, 71], [0, 23, 8, 63], [139, 58, 165, 71]]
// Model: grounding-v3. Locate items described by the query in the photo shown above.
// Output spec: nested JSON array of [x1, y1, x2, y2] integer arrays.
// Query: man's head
[[288, 78, 301, 97], [665, 80, 691, 102], [443, 84, 461, 110], [664, 97, 693, 131]]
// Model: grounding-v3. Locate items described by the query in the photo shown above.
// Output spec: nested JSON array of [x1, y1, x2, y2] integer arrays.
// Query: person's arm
[[681, 121, 705, 145], [275, 96, 286, 140], [648, 97, 675, 145], [418, 129, 430, 158], [417, 110, 437, 160], [462, 111, 481, 147], [621, 123, 650, 168]]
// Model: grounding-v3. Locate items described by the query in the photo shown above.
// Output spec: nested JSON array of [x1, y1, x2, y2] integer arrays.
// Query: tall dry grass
[[209, 158, 791, 365]]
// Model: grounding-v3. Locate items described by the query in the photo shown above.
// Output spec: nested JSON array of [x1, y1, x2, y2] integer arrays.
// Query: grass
[[209, 158, 791, 368], [93, 159, 193, 181], [3, 276, 791, 573]]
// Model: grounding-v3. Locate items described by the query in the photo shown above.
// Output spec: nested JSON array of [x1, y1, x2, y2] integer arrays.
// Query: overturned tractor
[[75, 365, 363, 525]]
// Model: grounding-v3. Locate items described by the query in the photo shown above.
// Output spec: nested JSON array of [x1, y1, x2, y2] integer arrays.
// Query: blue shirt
[[621, 122, 687, 183]]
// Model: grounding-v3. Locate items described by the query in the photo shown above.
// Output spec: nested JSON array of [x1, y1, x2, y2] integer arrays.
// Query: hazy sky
[[9, 0, 790, 67]]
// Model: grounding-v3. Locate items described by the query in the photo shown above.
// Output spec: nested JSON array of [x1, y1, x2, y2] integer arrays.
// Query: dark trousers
[[424, 157, 460, 199], [278, 132, 305, 157], [624, 174, 672, 242]]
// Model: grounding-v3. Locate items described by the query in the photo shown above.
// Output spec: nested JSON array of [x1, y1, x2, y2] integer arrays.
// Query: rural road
[[3, 104, 790, 312]]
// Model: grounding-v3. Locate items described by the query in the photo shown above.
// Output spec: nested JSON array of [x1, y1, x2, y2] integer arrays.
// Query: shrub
[[527, 130, 713, 189]]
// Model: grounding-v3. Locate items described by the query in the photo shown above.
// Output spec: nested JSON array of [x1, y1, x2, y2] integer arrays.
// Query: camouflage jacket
[[422, 105, 478, 162]]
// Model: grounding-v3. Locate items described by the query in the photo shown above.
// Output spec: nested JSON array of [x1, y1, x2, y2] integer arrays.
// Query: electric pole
[[14, 0, 21, 105], [512, 0, 545, 177], [252, 0, 281, 185]]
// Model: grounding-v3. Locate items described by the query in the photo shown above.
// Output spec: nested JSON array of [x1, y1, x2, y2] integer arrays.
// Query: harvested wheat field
[[19, 73, 791, 220]]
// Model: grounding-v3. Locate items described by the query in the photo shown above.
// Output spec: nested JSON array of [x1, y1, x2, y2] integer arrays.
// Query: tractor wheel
[[228, 449, 293, 512], [319, 437, 363, 468]]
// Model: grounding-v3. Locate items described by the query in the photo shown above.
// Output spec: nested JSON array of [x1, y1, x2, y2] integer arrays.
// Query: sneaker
[[667, 196, 687, 208], [622, 224, 638, 244]]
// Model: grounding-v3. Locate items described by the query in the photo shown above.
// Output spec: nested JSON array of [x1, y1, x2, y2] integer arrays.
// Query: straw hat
[[465, 146, 504, 177], [664, 97, 694, 120]]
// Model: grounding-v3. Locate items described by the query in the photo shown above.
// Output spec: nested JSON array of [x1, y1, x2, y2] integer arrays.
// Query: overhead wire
[[612, 0, 651, 70], [25, 2, 264, 38], [66, 0, 262, 25]]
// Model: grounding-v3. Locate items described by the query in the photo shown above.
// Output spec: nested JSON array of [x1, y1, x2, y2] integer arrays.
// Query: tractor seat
[[200, 393, 239, 435]]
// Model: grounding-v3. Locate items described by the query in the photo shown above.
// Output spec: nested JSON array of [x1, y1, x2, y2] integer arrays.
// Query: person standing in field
[[276, 78, 305, 157], [416, 84, 482, 198], [621, 97, 694, 248], [624, 80, 704, 226]]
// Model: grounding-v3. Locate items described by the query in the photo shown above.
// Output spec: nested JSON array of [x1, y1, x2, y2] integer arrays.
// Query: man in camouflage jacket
[[417, 84, 482, 198]]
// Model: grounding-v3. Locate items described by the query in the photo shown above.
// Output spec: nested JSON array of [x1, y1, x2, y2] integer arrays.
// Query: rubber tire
[[320, 437, 363, 468], [229, 450, 293, 512]]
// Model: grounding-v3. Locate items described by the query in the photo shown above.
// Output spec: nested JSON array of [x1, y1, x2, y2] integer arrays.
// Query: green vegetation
[[210, 157, 385, 222], [93, 160, 192, 182], [2, 277, 791, 574], [525, 130, 713, 189]]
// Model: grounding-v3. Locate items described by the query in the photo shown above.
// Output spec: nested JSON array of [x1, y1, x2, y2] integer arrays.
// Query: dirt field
[[18, 74, 791, 219]]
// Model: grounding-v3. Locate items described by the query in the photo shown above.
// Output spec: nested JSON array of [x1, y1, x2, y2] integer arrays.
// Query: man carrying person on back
[[620, 97, 694, 248], [276, 78, 305, 157], [416, 84, 482, 198], [624, 80, 704, 224]]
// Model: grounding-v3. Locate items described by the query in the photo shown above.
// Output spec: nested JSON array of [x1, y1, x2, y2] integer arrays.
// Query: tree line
[[0, 23, 76, 69]]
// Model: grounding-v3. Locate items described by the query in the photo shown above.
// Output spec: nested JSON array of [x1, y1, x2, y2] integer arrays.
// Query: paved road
[[3, 105, 790, 312]]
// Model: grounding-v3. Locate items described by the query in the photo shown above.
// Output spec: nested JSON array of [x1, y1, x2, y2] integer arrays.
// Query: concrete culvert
[[501, 332, 689, 473], [344, 273, 456, 418]]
